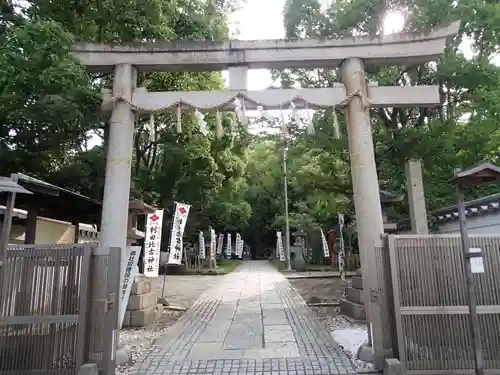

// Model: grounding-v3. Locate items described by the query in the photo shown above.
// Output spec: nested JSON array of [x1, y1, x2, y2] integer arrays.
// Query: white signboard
[[199, 231, 206, 260], [167, 203, 191, 265], [210, 229, 216, 260], [320, 229, 330, 258], [225, 233, 232, 257], [216, 233, 224, 255], [119, 245, 141, 327], [144, 209, 164, 277], [277, 231, 285, 262], [469, 248, 485, 274]]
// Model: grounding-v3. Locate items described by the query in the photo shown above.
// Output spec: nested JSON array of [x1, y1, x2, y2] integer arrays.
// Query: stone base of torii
[[71, 21, 459, 369]]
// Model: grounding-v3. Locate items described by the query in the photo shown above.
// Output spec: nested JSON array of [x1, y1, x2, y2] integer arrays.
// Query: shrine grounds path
[[129, 261, 356, 375]]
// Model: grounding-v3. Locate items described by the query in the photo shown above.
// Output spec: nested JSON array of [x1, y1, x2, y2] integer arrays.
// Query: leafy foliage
[[0, 0, 499, 256]]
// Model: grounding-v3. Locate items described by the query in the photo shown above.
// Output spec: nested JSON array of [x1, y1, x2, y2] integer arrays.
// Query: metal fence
[[378, 234, 500, 374], [0, 243, 120, 375]]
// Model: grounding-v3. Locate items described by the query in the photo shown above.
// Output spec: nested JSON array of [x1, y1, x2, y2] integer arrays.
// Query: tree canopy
[[1, 0, 498, 254]]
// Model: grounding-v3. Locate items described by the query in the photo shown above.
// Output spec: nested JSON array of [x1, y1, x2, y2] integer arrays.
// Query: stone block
[[357, 342, 374, 362], [127, 291, 157, 311], [122, 310, 131, 327], [264, 325, 295, 342], [339, 299, 366, 322], [352, 276, 363, 290], [383, 358, 404, 375], [223, 332, 263, 350], [78, 363, 98, 375], [131, 280, 151, 295], [346, 286, 363, 304], [130, 304, 158, 327]]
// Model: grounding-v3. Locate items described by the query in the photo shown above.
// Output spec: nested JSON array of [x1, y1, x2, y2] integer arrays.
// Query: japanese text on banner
[[320, 229, 330, 258], [277, 231, 285, 262], [167, 203, 191, 265], [199, 231, 206, 260], [225, 233, 232, 257], [144, 210, 164, 277], [217, 234, 224, 255], [210, 229, 217, 260]]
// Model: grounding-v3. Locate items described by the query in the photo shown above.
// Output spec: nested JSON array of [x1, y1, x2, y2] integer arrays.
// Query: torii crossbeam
[[71, 21, 459, 369]]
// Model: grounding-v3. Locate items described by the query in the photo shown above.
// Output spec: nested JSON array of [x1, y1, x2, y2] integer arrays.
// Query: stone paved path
[[130, 261, 356, 374]]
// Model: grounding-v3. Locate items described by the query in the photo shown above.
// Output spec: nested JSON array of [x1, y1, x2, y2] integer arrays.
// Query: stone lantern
[[291, 230, 307, 270]]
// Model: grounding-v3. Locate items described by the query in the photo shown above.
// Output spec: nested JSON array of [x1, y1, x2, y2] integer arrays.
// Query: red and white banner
[[167, 203, 191, 265], [144, 210, 164, 277]]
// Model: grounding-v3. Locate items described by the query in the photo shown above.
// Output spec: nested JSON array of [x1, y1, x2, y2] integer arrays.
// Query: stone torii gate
[[72, 21, 459, 367]]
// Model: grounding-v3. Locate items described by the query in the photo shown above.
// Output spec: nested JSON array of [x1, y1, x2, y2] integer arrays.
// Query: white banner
[[235, 233, 242, 258], [167, 203, 191, 265], [321, 229, 330, 258], [144, 209, 164, 277], [119, 246, 141, 327], [210, 229, 216, 260], [199, 231, 206, 260], [338, 213, 346, 283], [277, 231, 285, 262], [225, 233, 232, 257], [216, 233, 224, 255]]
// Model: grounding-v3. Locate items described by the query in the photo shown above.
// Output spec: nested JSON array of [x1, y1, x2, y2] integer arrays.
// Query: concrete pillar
[[340, 57, 385, 369], [99, 63, 136, 365], [405, 158, 429, 234]]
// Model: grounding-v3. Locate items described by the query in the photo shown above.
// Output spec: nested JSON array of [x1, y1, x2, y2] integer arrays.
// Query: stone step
[[339, 298, 366, 322], [346, 287, 363, 305], [352, 276, 363, 290]]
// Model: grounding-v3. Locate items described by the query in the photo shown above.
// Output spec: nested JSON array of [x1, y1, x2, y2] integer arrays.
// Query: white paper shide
[[277, 231, 285, 262], [199, 231, 206, 260], [167, 203, 191, 265], [144, 210, 164, 277], [321, 229, 330, 258]]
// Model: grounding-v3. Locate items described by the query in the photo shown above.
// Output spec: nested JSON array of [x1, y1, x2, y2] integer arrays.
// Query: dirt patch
[[289, 277, 345, 304]]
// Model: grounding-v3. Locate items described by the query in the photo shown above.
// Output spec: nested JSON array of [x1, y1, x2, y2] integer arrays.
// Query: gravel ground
[[117, 275, 220, 374]]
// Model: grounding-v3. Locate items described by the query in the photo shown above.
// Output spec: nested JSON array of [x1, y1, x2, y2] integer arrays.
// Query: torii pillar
[[341, 57, 385, 354]]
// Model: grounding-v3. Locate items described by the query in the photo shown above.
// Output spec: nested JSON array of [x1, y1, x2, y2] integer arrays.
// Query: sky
[[222, 0, 407, 90]]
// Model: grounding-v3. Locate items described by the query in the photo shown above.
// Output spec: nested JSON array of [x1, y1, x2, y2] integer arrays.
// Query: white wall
[[437, 212, 500, 235]]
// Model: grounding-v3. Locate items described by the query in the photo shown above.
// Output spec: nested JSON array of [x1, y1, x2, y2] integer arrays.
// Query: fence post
[[76, 244, 92, 368]]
